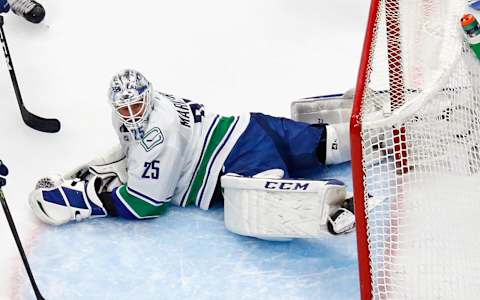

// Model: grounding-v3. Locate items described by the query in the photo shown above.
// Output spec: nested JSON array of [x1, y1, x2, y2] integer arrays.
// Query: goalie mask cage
[[351, 0, 480, 299]]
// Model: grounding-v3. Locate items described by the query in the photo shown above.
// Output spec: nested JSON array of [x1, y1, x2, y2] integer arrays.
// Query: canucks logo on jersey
[[140, 127, 164, 152]]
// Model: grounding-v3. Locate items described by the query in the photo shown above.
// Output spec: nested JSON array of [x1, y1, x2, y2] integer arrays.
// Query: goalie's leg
[[224, 113, 326, 178], [224, 112, 351, 179]]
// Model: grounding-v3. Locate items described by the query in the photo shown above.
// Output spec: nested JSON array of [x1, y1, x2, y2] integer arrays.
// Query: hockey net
[[351, 0, 480, 299]]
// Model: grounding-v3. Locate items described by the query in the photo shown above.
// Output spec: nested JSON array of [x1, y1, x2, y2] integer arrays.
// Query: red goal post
[[350, 0, 379, 298]]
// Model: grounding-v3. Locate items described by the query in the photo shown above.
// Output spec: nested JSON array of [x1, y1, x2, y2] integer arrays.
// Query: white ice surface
[[0, 1, 369, 299]]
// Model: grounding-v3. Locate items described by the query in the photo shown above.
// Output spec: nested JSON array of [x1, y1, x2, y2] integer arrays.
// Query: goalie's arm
[[110, 128, 185, 220], [108, 184, 169, 220], [29, 176, 170, 225], [29, 145, 169, 225]]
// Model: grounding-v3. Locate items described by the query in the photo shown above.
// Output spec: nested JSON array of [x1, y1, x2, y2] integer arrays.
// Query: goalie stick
[[0, 161, 45, 300], [0, 15, 60, 133]]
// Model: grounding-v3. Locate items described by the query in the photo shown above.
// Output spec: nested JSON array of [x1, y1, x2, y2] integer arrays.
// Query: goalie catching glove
[[29, 149, 126, 225], [29, 175, 111, 225]]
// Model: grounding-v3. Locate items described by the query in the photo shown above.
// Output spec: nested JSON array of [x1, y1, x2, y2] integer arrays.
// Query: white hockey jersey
[[112, 92, 250, 216]]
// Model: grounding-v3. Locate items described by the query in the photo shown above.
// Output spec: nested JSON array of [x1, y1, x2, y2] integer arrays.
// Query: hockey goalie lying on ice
[[29, 69, 355, 240]]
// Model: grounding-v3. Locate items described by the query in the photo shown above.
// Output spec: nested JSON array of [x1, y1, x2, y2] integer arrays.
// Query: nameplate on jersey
[[141, 127, 164, 152]]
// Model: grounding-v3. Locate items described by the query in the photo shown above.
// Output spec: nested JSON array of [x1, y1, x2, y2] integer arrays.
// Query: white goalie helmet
[[109, 69, 153, 134]]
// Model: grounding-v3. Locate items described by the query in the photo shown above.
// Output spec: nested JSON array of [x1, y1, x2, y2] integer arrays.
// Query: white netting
[[356, 0, 480, 299]]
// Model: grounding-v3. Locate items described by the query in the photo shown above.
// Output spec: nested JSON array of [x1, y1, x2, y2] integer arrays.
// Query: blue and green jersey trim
[[181, 116, 239, 207], [112, 185, 169, 219]]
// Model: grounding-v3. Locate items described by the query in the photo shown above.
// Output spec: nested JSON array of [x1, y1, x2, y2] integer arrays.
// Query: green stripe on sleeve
[[118, 185, 168, 218], [186, 116, 235, 205]]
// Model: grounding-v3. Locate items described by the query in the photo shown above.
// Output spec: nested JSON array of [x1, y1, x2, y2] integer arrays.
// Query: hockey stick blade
[[0, 16, 61, 134], [20, 105, 61, 133]]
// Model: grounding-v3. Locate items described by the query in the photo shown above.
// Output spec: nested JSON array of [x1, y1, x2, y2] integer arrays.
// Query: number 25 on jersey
[[142, 160, 160, 179]]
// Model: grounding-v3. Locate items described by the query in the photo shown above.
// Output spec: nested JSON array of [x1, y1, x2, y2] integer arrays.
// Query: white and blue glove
[[29, 175, 110, 225], [29, 148, 127, 225]]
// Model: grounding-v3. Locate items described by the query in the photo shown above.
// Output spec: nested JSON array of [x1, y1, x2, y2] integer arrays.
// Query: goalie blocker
[[221, 174, 355, 240]]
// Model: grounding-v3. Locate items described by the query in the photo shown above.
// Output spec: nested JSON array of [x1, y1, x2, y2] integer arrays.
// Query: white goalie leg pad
[[290, 88, 354, 125], [221, 175, 347, 240], [325, 122, 351, 165], [29, 175, 107, 225]]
